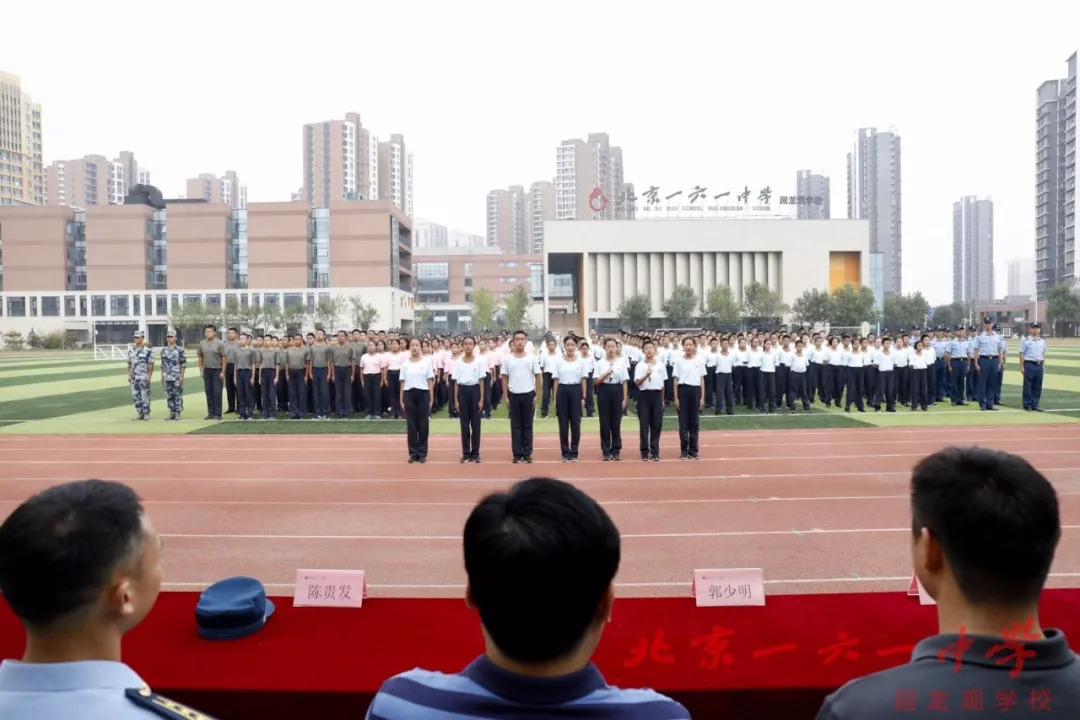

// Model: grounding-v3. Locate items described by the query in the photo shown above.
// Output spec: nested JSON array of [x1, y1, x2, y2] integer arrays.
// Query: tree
[[169, 300, 211, 341], [703, 285, 740, 327], [471, 287, 496, 332], [26, 329, 42, 349], [884, 292, 931, 331], [281, 302, 308, 334], [1047, 283, 1080, 337], [662, 284, 699, 327], [346, 295, 379, 330], [830, 284, 877, 327], [415, 305, 434, 334], [617, 293, 652, 331], [932, 302, 968, 329], [741, 282, 787, 320], [504, 284, 532, 330], [3, 330, 24, 350], [313, 296, 346, 331], [791, 289, 834, 327]]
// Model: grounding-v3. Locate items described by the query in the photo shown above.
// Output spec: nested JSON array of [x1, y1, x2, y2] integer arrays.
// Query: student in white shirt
[[502, 330, 543, 463], [704, 337, 719, 409], [825, 337, 845, 408], [714, 338, 735, 416], [921, 334, 938, 407], [759, 339, 778, 414], [673, 337, 705, 460], [775, 334, 792, 410], [893, 335, 911, 407], [539, 338, 560, 419], [786, 340, 811, 413], [453, 336, 486, 463], [553, 337, 587, 462], [873, 337, 898, 412], [746, 339, 763, 411], [845, 342, 866, 413], [579, 340, 597, 418], [634, 339, 667, 461], [593, 338, 628, 461], [733, 339, 749, 407], [809, 339, 828, 407], [910, 340, 930, 411], [860, 338, 876, 408], [399, 338, 436, 463]]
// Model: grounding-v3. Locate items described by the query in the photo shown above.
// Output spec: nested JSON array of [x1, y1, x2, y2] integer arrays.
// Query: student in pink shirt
[[360, 341, 388, 420]]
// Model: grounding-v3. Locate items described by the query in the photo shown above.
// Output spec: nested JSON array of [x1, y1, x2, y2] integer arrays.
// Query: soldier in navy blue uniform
[[945, 325, 969, 406], [1021, 322, 1048, 412], [992, 323, 1007, 406], [974, 316, 1001, 411]]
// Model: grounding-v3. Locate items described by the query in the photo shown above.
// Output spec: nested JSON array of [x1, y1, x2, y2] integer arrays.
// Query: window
[[284, 293, 302, 309], [41, 296, 60, 317], [91, 295, 106, 316], [6, 296, 26, 317], [183, 294, 202, 306], [265, 293, 281, 310], [29, 297, 38, 317], [206, 294, 221, 309], [110, 295, 129, 316], [80, 296, 87, 316], [133, 295, 140, 316], [65, 295, 76, 316]]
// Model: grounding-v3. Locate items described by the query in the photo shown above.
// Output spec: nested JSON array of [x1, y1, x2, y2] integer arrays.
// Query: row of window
[[0, 291, 338, 319]]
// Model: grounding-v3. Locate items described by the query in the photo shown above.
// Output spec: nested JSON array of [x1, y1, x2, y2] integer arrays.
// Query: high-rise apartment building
[[301, 112, 379, 208], [486, 185, 528, 253], [528, 181, 556, 252], [1008, 257, 1037, 298], [415, 219, 482, 249], [952, 196, 994, 304], [795, 170, 831, 219], [185, 171, 247, 208], [1035, 52, 1077, 300], [555, 133, 631, 221], [378, 133, 413, 218], [847, 127, 902, 296], [0, 71, 43, 206], [45, 152, 151, 207]]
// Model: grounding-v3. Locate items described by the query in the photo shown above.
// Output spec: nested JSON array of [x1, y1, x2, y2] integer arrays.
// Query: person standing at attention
[[197, 324, 226, 420], [673, 336, 705, 460], [159, 330, 186, 421], [400, 338, 435, 464], [330, 331, 355, 420], [873, 336, 897, 412], [285, 335, 312, 420], [540, 337, 560, 419], [593, 338, 628, 462], [787, 340, 811, 414], [579, 340, 597, 418], [909, 340, 929, 411], [126, 331, 154, 422], [973, 316, 1000, 411], [945, 325, 969, 406], [635, 339, 667, 461], [257, 333, 279, 420], [454, 336, 486, 463], [221, 327, 239, 415], [758, 338, 778, 414], [232, 333, 257, 421], [553, 336, 587, 463], [0, 479, 215, 719], [1021, 322, 1048, 412], [307, 330, 332, 420], [384, 338, 405, 420], [502, 331, 542, 464]]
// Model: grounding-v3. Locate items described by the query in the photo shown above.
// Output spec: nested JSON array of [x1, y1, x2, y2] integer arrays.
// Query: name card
[[908, 573, 936, 605], [294, 569, 366, 608], [692, 568, 765, 607]]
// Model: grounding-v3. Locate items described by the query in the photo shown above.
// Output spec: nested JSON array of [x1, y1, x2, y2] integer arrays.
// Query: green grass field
[[1, 345, 1078, 435]]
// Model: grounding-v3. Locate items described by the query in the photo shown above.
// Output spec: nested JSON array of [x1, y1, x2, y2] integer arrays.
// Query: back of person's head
[[0, 479, 160, 631], [911, 447, 1060, 608], [464, 477, 620, 664]]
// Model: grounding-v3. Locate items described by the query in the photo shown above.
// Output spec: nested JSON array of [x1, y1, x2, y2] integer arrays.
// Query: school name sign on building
[[613, 184, 825, 220]]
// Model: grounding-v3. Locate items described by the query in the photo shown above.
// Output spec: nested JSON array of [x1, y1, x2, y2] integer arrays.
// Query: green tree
[[703, 285, 740, 327], [791, 289, 834, 326], [662, 284, 699, 327], [414, 305, 434, 333], [281, 302, 307, 334], [26, 329, 42, 349], [617, 293, 652, 331], [169, 300, 211, 341], [3, 330, 24, 350], [741, 282, 787, 320], [346, 295, 380, 330], [471, 287, 496, 332], [830, 284, 877, 327], [884, 292, 931, 331], [313, 295, 346, 331], [932, 302, 968, 329], [504, 284, 532, 330], [1047, 283, 1080, 337]]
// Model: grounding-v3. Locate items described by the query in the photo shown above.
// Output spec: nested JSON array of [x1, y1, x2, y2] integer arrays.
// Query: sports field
[[1, 344, 1078, 435]]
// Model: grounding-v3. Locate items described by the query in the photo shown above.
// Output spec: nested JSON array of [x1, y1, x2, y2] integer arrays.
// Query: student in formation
[[360, 341, 387, 419], [285, 335, 312, 420], [787, 339, 811, 414], [485, 338, 502, 417], [824, 336, 843, 408], [276, 335, 290, 414], [733, 337, 749, 407], [844, 339, 865, 413], [503, 330, 542, 464], [634, 339, 666, 461], [454, 336, 486, 463], [400, 338, 435, 464], [197, 324, 226, 420], [776, 334, 792, 409], [673, 336, 705, 460], [539, 337, 560, 419], [758, 338, 778, 414], [922, 332, 938, 406], [385, 338, 405, 419], [553, 336, 587, 462], [714, 337, 735, 415], [578, 340, 596, 418], [350, 330, 368, 415], [593, 338, 628, 462], [892, 334, 910, 406], [745, 337, 762, 410], [223, 327, 240, 415], [873, 336, 897, 412], [909, 339, 930, 411], [704, 336, 719, 409], [256, 333, 278, 420], [307, 330, 331, 420], [1020, 322, 1048, 412], [232, 333, 257, 421], [329, 331, 355, 419]]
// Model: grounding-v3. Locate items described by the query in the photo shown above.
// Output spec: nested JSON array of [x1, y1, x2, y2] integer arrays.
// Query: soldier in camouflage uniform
[[160, 329, 187, 421], [127, 330, 155, 421]]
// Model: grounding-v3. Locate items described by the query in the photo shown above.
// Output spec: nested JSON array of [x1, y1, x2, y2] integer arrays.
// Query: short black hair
[[228, 327, 238, 334], [0, 479, 145, 628], [911, 447, 1060, 607], [464, 477, 620, 663], [513, 330, 528, 340], [203, 324, 215, 331]]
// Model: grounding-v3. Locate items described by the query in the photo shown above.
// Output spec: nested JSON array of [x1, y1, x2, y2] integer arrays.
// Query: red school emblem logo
[[589, 187, 608, 212]]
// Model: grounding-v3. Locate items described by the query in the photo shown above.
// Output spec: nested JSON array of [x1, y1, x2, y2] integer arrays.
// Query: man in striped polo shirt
[[366, 477, 689, 719]]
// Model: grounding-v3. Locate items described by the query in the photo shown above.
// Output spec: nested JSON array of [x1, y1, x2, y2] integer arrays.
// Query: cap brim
[[197, 598, 275, 641]]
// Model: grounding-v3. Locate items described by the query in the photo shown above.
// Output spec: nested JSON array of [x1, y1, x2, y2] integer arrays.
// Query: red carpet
[[3, 590, 1079, 718]]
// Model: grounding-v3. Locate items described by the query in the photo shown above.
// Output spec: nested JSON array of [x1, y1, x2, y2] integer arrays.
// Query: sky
[[3, 0, 1078, 306]]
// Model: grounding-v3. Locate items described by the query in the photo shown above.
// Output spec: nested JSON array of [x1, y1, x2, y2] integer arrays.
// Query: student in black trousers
[[580, 341, 596, 418], [714, 339, 735, 416], [593, 338, 628, 462], [787, 342, 811, 414], [874, 338, 898, 412], [400, 338, 435, 463], [634, 340, 666, 461], [360, 342, 386, 420], [502, 330, 542, 463], [553, 337, 586, 462], [539, 338, 559, 419], [910, 343, 930, 411], [454, 336, 485, 462], [284, 336, 311, 420], [673, 338, 704, 460]]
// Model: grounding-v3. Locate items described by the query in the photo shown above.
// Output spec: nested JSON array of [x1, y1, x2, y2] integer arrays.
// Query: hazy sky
[[4, 0, 1078, 306]]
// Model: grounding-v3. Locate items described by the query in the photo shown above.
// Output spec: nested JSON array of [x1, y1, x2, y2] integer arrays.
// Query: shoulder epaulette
[[126, 686, 218, 720]]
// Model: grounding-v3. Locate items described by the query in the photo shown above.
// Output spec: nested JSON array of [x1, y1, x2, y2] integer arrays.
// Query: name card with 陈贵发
[[692, 568, 766, 607], [293, 569, 366, 608]]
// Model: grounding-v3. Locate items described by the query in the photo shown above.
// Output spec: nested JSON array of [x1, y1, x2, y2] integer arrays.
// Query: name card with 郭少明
[[692, 568, 765, 607], [294, 569, 366, 608]]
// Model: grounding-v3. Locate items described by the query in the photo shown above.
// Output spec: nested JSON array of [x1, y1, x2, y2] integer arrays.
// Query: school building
[[542, 218, 873, 334]]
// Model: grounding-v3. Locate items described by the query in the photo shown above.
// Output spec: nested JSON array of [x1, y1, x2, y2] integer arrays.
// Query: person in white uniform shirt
[[634, 339, 667, 461], [746, 339, 763, 411], [872, 337, 898, 413], [400, 338, 436, 463], [453, 336, 487, 463], [673, 337, 705, 460], [825, 337, 845, 408], [593, 338, 629, 461], [809, 338, 828, 407], [893, 335, 911, 407], [921, 334, 938, 407], [579, 340, 597, 418], [759, 339, 778, 414], [539, 338, 561, 419], [845, 342, 866, 413], [704, 337, 719, 409], [786, 340, 812, 414], [502, 330, 543, 464], [910, 340, 930, 411], [553, 337, 587, 462], [714, 338, 736, 416], [734, 339, 749, 407]]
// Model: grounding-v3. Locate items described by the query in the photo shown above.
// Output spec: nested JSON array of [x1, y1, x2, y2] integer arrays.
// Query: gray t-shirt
[[234, 347, 257, 371], [352, 342, 368, 360], [310, 344, 331, 369], [197, 338, 226, 369], [224, 339, 240, 364], [276, 349, 288, 370], [257, 348, 277, 369], [286, 347, 312, 371], [330, 344, 355, 367]]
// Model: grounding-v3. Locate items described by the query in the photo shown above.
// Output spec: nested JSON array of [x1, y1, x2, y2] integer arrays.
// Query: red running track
[[1, 425, 1079, 598]]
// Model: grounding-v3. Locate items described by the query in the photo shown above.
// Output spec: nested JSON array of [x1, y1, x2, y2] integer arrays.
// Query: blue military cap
[[1032, 322, 1042, 329], [955, 324, 965, 331], [195, 577, 275, 640], [967, 325, 976, 331], [983, 316, 993, 323], [993, 323, 1001, 331]]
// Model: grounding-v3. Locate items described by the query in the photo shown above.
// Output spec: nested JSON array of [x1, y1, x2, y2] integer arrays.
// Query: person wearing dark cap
[[973, 316, 1000, 410], [944, 325, 969, 406], [815, 446, 1079, 719], [965, 325, 978, 401], [127, 330, 154, 421], [366, 477, 690, 719], [993, 323, 1007, 406], [0, 479, 216, 719], [159, 329, 186, 421], [1021, 322, 1048, 411]]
